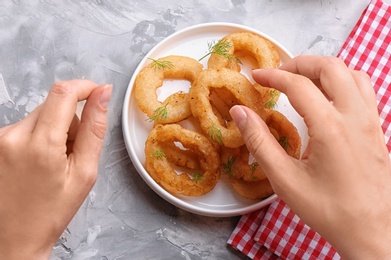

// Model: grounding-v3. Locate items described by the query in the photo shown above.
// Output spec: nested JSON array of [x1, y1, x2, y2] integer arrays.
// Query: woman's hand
[[230, 56, 391, 260], [0, 80, 112, 259]]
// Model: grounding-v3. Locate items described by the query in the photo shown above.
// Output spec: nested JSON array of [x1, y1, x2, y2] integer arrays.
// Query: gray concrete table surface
[[0, 0, 376, 259]]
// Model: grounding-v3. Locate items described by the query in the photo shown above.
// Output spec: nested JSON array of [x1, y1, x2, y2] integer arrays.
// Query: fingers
[[229, 105, 300, 193], [68, 84, 112, 188], [351, 70, 378, 115], [279, 56, 364, 109], [66, 115, 80, 155], [67, 115, 80, 141], [252, 56, 377, 133], [252, 68, 332, 131], [33, 80, 99, 145]]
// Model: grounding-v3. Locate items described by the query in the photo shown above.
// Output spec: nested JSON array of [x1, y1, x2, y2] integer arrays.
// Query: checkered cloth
[[228, 0, 391, 259]]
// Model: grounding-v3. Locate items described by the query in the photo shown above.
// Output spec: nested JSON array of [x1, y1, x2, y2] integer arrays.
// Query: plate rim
[[122, 22, 294, 217]]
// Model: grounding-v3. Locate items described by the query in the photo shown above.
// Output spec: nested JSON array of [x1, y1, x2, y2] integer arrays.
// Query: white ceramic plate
[[122, 22, 308, 217]]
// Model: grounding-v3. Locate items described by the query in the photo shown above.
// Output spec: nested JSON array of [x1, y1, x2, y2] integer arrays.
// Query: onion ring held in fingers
[[189, 68, 267, 148]]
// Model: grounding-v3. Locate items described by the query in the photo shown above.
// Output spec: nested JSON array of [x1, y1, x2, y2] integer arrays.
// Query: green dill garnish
[[198, 39, 241, 63], [192, 173, 202, 183], [264, 89, 279, 109], [249, 162, 259, 181], [148, 57, 174, 70], [278, 136, 289, 151], [222, 156, 236, 176], [147, 102, 169, 122], [207, 121, 223, 145], [152, 149, 166, 159]]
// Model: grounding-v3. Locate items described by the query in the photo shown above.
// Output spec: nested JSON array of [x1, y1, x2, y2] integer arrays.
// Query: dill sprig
[[249, 162, 259, 181], [222, 156, 236, 176], [278, 136, 289, 151], [152, 149, 166, 159], [264, 89, 279, 109], [207, 121, 223, 145], [148, 57, 174, 70], [199, 39, 241, 63], [147, 101, 169, 122], [192, 173, 203, 183]]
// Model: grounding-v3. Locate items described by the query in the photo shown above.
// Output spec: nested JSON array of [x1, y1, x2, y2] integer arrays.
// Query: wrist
[[0, 249, 50, 260], [0, 238, 52, 260], [331, 205, 391, 260], [338, 238, 391, 260]]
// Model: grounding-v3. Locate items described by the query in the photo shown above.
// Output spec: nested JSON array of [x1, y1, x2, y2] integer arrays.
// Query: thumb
[[229, 105, 299, 194], [68, 84, 112, 188]]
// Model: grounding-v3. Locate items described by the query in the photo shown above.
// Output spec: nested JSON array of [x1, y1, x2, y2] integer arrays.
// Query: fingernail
[[229, 105, 247, 130], [100, 84, 112, 108]]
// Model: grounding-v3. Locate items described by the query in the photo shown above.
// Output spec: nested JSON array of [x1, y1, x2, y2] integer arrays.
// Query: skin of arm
[[0, 80, 112, 259], [230, 56, 391, 260]]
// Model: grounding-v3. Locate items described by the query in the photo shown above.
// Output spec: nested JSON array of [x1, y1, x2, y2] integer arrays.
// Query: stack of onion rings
[[133, 32, 302, 199]]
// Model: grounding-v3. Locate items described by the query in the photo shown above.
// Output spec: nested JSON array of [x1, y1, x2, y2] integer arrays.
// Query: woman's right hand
[[230, 56, 391, 260]]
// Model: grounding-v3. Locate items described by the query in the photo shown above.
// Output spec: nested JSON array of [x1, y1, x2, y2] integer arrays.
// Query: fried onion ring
[[160, 141, 200, 170], [189, 68, 267, 148], [220, 145, 267, 182], [230, 178, 274, 200], [134, 55, 203, 124], [145, 124, 220, 196], [208, 32, 280, 71], [266, 110, 301, 159], [254, 83, 281, 109]]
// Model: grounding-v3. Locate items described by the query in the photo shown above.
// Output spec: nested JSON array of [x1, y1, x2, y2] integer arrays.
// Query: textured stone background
[[0, 1, 372, 259]]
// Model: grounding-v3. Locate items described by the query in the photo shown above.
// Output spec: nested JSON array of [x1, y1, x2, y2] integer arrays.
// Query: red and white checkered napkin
[[228, 0, 391, 259]]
